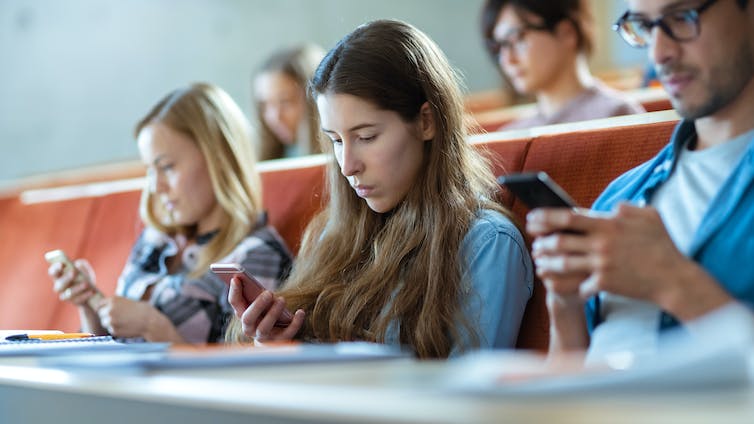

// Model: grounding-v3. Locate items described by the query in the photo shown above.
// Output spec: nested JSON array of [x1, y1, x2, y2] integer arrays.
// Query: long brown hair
[[273, 20, 514, 358], [254, 44, 325, 161], [134, 82, 263, 277]]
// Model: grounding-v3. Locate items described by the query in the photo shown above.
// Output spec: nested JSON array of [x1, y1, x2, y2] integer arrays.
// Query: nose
[[149, 171, 168, 194], [649, 25, 679, 69], [264, 105, 283, 125], [499, 46, 518, 69], [338, 140, 363, 177]]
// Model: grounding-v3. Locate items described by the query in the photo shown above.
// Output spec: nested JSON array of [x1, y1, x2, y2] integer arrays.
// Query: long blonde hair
[[254, 44, 325, 161], [272, 20, 514, 358], [134, 82, 263, 277]]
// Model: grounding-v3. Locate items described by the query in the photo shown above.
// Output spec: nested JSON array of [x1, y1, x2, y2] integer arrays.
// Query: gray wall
[[0, 0, 645, 184]]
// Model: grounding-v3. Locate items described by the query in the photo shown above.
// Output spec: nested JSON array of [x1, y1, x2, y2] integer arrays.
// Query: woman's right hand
[[48, 258, 99, 308], [228, 277, 305, 343]]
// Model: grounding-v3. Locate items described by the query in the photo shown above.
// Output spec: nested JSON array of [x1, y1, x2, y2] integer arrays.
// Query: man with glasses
[[527, 0, 754, 359]]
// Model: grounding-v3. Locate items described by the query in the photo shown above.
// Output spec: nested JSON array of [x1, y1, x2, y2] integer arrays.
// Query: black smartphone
[[497, 171, 578, 209]]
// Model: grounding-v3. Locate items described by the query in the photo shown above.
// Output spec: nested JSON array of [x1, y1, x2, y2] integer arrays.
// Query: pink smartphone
[[210, 263, 293, 326]]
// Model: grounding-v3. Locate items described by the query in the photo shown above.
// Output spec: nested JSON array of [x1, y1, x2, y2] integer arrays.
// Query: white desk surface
[[1, 354, 753, 424]]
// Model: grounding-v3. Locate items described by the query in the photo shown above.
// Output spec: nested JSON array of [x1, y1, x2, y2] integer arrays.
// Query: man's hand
[[528, 203, 731, 321]]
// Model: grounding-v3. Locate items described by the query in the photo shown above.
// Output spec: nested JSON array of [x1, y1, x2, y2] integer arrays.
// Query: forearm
[[546, 294, 589, 354], [656, 260, 734, 322], [143, 310, 187, 344]]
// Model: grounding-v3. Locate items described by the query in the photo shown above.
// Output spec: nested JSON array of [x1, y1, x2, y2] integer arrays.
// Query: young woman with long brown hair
[[228, 20, 533, 358]]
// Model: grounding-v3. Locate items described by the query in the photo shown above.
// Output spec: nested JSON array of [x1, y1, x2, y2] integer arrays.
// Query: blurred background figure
[[480, 0, 644, 130], [48, 83, 292, 343], [253, 43, 326, 160]]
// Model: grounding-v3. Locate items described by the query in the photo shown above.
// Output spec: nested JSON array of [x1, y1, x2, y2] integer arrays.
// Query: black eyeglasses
[[613, 0, 720, 48], [487, 23, 550, 58]]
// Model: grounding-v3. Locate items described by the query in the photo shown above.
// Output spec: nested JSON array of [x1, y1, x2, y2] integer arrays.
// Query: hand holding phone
[[210, 263, 293, 327], [497, 171, 578, 209], [44, 249, 104, 310]]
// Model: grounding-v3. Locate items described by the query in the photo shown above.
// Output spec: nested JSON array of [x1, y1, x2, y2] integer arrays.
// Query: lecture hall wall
[[0, 0, 645, 186]]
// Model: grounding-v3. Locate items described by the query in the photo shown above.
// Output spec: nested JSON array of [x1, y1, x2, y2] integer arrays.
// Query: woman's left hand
[[228, 277, 305, 342], [97, 296, 163, 338]]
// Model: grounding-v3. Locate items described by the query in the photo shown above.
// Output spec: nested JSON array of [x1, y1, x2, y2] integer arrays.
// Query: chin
[[170, 212, 195, 227], [365, 200, 395, 214], [511, 81, 531, 95]]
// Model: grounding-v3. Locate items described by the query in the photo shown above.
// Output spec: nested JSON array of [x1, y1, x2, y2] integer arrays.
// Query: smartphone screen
[[44, 249, 104, 309], [210, 263, 293, 326], [497, 171, 578, 209]]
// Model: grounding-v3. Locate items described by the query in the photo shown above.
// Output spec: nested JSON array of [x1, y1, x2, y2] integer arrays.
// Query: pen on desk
[[5, 332, 94, 341]]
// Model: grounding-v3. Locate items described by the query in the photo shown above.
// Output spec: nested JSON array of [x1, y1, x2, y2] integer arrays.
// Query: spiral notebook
[[0, 330, 168, 357]]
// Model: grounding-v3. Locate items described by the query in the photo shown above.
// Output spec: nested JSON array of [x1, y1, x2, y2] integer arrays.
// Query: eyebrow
[[628, 0, 698, 17], [321, 123, 378, 134], [152, 154, 168, 166]]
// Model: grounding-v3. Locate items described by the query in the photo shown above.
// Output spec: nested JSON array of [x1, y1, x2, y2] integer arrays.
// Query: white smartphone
[[44, 249, 104, 310], [210, 263, 293, 327]]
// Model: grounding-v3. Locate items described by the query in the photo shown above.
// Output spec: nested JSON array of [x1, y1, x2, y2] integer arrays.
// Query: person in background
[[253, 44, 326, 160], [527, 0, 754, 360], [226, 20, 533, 359], [480, 0, 645, 130], [49, 83, 292, 343]]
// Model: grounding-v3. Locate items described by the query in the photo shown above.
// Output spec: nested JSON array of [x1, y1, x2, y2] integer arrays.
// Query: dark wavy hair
[[480, 0, 594, 61]]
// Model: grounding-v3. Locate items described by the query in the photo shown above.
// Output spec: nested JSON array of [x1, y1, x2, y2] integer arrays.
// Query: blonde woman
[[229, 21, 533, 358], [48, 83, 292, 343], [253, 43, 326, 160]]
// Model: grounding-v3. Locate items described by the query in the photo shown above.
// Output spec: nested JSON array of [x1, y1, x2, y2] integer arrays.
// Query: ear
[[555, 19, 579, 52], [418, 102, 436, 141]]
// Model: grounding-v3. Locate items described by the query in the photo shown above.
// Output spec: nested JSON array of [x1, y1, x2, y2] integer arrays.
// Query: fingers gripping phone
[[210, 263, 293, 327], [44, 249, 104, 310], [497, 171, 578, 209]]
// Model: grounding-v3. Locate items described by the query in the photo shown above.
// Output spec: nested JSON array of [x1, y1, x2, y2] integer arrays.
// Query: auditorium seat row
[[0, 110, 679, 351], [469, 86, 673, 133]]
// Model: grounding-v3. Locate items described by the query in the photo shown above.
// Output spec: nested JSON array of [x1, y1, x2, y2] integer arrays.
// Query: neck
[[536, 55, 593, 116], [695, 76, 754, 150], [197, 204, 224, 236]]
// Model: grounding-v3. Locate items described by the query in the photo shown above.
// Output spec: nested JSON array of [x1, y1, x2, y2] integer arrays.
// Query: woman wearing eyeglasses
[[480, 0, 645, 130]]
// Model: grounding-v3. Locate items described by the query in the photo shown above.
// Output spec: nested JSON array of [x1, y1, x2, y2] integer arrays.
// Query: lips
[[661, 73, 693, 97], [353, 184, 374, 198]]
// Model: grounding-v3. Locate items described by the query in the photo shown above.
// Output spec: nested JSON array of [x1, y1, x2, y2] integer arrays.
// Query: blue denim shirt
[[383, 209, 533, 355], [456, 209, 534, 352], [587, 120, 754, 332]]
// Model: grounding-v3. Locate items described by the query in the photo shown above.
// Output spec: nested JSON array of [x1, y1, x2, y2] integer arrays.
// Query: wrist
[[655, 259, 732, 321], [143, 306, 169, 341], [546, 293, 585, 327]]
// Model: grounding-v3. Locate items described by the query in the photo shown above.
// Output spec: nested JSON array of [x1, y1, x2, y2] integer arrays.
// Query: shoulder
[[590, 83, 645, 115], [125, 227, 174, 267], [593, 141, 676, 211], [135, 226, 173, 248], [463, 209, 526, 256], [502, 113, 545, 130], [224, 225, 293, 263]]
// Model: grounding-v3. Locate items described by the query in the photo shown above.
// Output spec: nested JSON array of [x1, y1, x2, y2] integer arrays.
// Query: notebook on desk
[[0, 330, 168, 357], [40, 341, 409, 371]]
